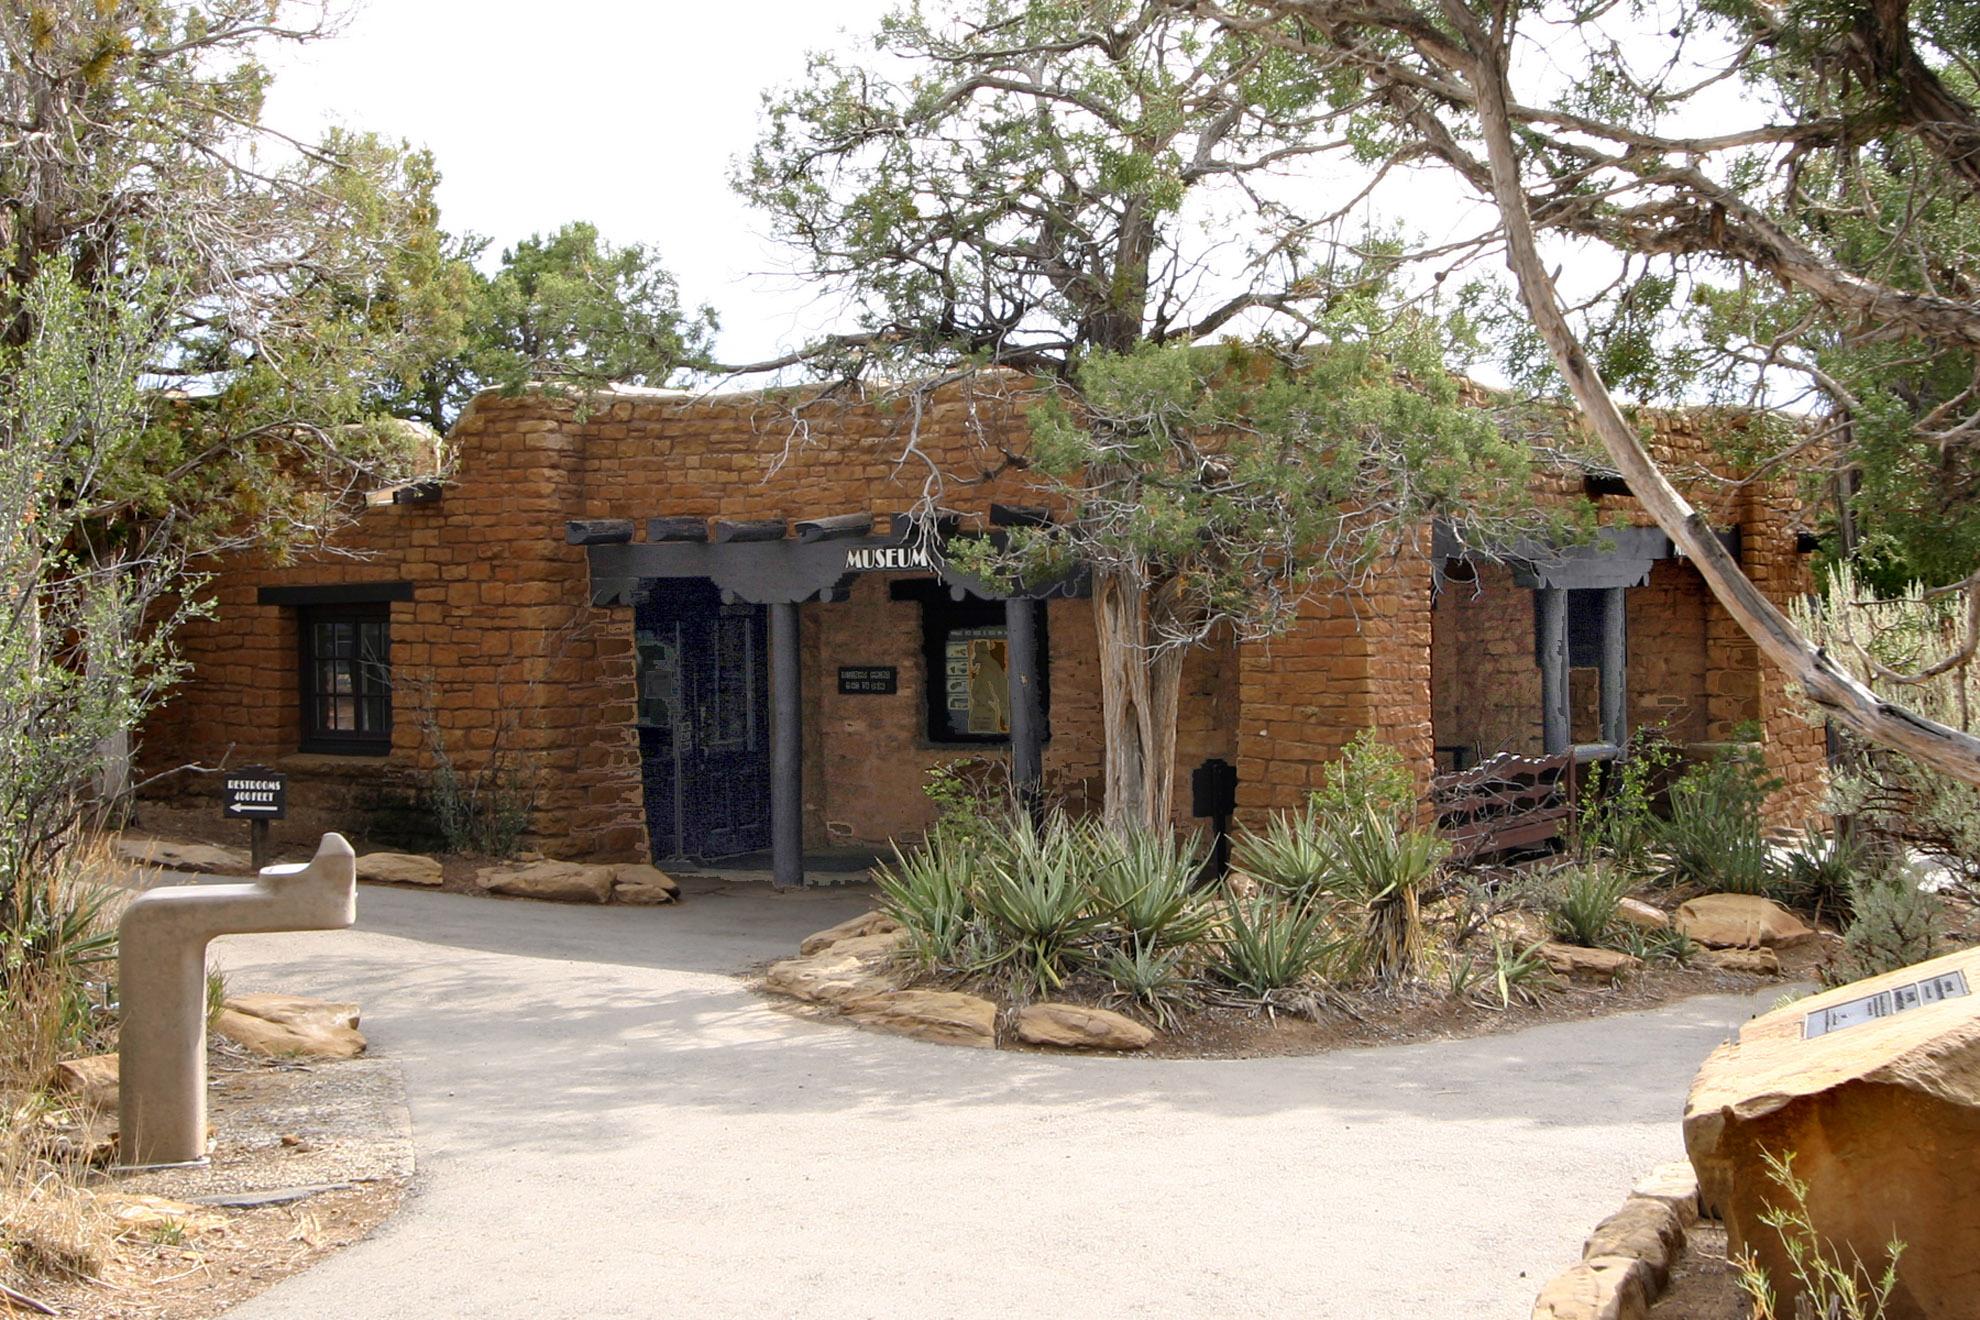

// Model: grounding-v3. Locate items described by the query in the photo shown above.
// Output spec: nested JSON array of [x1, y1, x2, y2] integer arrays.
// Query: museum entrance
[[634, 578, 772, 860]]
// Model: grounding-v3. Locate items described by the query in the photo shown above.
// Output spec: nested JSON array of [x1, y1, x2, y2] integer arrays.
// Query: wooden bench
[[1430, 749, 1580, 865]]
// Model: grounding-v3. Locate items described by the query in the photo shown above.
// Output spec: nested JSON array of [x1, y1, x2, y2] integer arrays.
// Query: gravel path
[[210, 881, 1772, 1320]]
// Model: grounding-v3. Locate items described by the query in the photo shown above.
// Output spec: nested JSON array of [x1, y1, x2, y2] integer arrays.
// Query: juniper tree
[[739, 0, 1539, 828]]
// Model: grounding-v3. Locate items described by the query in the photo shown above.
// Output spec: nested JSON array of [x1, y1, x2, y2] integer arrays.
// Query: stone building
[[138, 380, 1829, 880]]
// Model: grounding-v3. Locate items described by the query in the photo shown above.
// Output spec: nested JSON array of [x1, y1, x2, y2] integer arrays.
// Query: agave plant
[[1328, 805, 1444, 985], [1541, 862, 1630, 949], [1088, 827, 1212, 948], [1091, 937, 1195, 1028], [870, 829, 977, 970], [969, 812, 1107, 994], [1234, 803, 1340, 899], [1208, 890, 1338, 995]]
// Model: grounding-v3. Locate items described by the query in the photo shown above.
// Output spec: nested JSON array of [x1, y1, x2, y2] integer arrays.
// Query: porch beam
[[1005, 597, 1044, 814], [712, 519, 789, 544], [646, 516, 709, 543], [1599, 586, 1628, 749], [1537, 587, 1571, 754], [564, 519, 634, 546], [769, 601, 803, 889], [794, 513, 874, 543]]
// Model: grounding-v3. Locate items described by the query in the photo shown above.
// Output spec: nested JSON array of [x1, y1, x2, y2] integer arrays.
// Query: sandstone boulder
[[1014, 1003, 1155, 1051], [841, 989, 998, 1048], [610, 864, 680, 905], [97, 1193, 228, 1239], [1630, 1162, 1701, 1228], [114, 836, 251, 875], [1674, 894, 1815, 950], [1684, 943, 1980, 1318], [1539, 942, 1641, 983], [1701, 947, 1782, 976], [225, 992, 359, 1033], [356, 852, 443, 887], [1531, 1255, 1653, 1320], [213, 999, 366, 1060], [474, 860, 614, 904], [1615, 898, 1669, 931], [1582, 1198, 1685, 1292], [763, 933, 907, 1007], [51, 1054, 118, 1112], [799, 910, 902, 956]]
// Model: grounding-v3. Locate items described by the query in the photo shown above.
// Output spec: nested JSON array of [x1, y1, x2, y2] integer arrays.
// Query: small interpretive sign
[[838, 666, 899, 695], [1803, 969, 1970, 1039]]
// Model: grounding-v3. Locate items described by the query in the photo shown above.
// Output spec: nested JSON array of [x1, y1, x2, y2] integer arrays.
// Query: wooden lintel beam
[[711, 519, 789, 544], [794, 513, 874, 543], [647, 516, 710, 543], [565, 519, 635, 546]]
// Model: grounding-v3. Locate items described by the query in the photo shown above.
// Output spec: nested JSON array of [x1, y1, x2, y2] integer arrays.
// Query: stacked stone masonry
[[140, 384, 1829, 861]]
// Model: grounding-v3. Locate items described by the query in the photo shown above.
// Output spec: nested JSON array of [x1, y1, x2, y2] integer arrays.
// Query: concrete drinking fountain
[[117, 833, 358, 1168]]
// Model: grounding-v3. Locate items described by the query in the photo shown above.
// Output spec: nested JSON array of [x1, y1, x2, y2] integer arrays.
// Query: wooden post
[[769, 600, 803, 889], [1599, 586, 1628, 749], [1538, 587, 1571, 753], [1005, 597, 1043, 816]]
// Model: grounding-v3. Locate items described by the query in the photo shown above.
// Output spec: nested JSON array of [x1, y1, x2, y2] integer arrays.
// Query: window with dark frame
[[298, 603, 393, 754], [893, 585, 1051, 746]]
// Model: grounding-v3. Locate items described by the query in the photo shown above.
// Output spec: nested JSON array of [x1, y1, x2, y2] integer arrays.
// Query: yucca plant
[[1234, 802, 1340, 899], [1329, 805, 1444, 985], [1657, 748, 1783, 896], [1542, 863, 1630, 948], [1479, 937, 1560, 1010], [1088, 827, 1212, 948], [969, 812, 1106, 994], [1208, 891, 1338, 995], [1091, 938, 1195, 1027], [871, 830, 977, 970]]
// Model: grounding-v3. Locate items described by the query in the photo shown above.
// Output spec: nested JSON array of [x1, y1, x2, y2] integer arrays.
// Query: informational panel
[[221, 767, 287, 821], [1803, 969, 1970, 1039]]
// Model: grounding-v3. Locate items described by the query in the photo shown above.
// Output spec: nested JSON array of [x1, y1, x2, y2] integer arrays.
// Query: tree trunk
[[1093, 567, 1187, 832], [1458, 13, 1980, 789]]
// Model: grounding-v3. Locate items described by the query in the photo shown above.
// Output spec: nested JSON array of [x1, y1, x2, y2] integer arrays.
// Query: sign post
[[221, 767, 287, 872]]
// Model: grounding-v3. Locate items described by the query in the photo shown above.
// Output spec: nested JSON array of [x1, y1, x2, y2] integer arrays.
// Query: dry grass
[[0, 834, 126, 1305]]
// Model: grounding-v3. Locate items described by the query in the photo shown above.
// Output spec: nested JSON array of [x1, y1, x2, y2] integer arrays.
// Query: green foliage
[[418, 696, 539, 858], [1208, 892, 1338, 995], [969, 814, 1109, 994], [1236, 803, 1341, 900], [1795, 568, 1980, 895], [1479, 938, 1561, 1010], [872, 833, 977, 971], [1829, 869, 1945, 985], [1776, 827, 1869, 921], [1656, 744, 1784, 896], [1091, 939, 1194, 1028], [392, 222, 717, 429], [1312, 730, 1416, 830], [1541, 864, 1630, 949], [204, 964, 229, 1030], [1737, 1150, 1903, 1320], [1574, 729, 1679, 874], [1088, 828, 1212, 949], [1327, 806, 1442, 983], [920, 760, 1013, 854]]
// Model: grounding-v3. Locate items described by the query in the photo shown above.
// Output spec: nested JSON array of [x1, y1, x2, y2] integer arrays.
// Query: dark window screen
[[300, 604, 392, 754]]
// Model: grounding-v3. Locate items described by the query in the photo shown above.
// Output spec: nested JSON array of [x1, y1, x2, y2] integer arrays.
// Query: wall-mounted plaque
[[838, 666, 899, 695]]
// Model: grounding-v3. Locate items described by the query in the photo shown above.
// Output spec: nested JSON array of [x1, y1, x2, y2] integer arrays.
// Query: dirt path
[[210, 882, 1774, 1320]]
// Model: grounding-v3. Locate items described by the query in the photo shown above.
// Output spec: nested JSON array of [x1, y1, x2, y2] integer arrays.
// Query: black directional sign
[[222, 767, 287, 821]]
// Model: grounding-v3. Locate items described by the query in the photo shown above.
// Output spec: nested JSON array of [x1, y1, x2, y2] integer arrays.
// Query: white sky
[[264, 0, 898, 367]]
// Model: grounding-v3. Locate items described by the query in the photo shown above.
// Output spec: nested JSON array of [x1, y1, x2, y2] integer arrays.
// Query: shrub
[[1209, 892, 1337, 995], [970, 814, 1106, 994], [1777, 825, 1868, 921], [1088, 827, 1210, 949], [1827, 866, 1944, 985], [872, 832, 977, 970], [1737, 1149, 1902, 1320], [1657, 743, 1782, 895], [1091, 939, 1194, 1027], [1574, 727, 1678, 873], [1541, 863, 1630, 948], [1235, 802, 1340, 899], [1311, 729, 1415, 828], [0, 846, 119, 1087], [1479, 937, 1560, 1009], [921, 758, 1013, 853], [1328, 805, 1443, 984]]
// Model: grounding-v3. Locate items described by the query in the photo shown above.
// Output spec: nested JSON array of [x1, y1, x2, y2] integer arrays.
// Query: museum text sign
[[1803, 969, 1970, 1039]]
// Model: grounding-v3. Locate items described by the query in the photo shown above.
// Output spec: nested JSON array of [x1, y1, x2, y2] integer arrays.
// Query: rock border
[[1531, 1162, 1702, 1320]]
